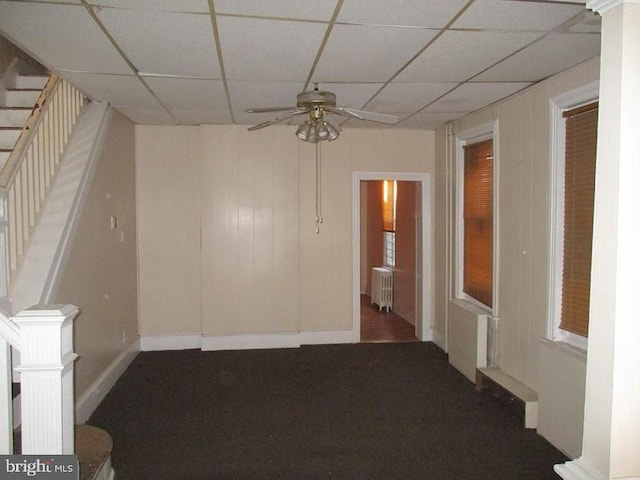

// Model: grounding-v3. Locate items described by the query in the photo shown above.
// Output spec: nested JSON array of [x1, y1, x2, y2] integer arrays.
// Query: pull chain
[[315, 141, 323, 234]]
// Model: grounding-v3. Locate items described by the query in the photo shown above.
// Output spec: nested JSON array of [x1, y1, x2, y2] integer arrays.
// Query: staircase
[[0, 73, 46, 170], [0, 66, 115, 479]]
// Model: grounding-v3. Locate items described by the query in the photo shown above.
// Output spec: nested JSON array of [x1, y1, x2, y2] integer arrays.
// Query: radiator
[[371, 267, 393, 312]]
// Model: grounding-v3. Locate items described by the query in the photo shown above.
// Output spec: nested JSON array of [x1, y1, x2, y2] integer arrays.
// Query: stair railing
[[0, 304, 78, 454], [0, 74, 86, 296]]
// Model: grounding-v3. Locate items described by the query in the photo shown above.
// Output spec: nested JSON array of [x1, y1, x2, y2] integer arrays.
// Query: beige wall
[[52, 110, 138, 399], [363, 180, 417, 323], [136, 126, 202, 337], [136, 125, 434, 338], [364, 181, 383, 297], [435, 56, 600, 456], [394, 181, 417, 324]]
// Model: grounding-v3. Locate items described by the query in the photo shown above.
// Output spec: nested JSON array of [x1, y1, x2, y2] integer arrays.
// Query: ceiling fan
[[245, 83, 399, 143]]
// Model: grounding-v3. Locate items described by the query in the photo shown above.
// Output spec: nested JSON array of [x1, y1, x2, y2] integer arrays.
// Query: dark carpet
[[88, 342, 566, 479]]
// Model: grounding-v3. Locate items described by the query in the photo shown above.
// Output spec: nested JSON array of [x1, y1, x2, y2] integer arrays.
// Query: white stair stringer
[[10, 101, 112, 313]]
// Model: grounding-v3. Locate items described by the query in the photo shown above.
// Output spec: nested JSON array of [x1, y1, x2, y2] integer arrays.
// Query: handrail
[[0, 74, 86, 291], [0, 310, 19, 349], [0, 74, 60, 187]]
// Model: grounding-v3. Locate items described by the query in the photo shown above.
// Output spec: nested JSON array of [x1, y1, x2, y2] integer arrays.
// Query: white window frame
[[383, 231, 395, 268], [454, 121, 499, 315], [548, 81, 599, 350]]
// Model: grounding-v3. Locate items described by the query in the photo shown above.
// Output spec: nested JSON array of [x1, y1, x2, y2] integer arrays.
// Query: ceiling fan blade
[[247, 110, 309, 131], [331, 107, 399, 125], [324, 106, 364, 121], [245, 106, 303, 113]]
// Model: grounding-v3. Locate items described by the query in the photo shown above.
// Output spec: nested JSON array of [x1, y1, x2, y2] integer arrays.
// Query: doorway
[[351, 172, 432, 343]]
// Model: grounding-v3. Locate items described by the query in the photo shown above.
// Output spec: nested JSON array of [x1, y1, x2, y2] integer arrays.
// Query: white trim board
[[201, 333, 300, 351], [75, 338, 140, 424], [140, 334, 202, 352], [140, 330, 353, 352]]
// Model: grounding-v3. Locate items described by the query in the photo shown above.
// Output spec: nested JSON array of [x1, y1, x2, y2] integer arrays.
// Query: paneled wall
[[136, 125, 434, 340], [435, 56, 600, 456], [395, 181, 417, 324]]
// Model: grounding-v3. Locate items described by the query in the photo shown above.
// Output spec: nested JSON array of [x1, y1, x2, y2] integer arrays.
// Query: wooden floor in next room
[[360, 294, 418, 343]]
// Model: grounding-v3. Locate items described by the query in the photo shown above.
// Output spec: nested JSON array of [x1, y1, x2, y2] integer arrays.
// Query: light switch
[[110, 216, 117, 230]]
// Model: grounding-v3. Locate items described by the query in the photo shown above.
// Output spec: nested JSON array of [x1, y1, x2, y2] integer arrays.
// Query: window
[[462, 140, 493, 307], [382, 180, 396, 268], [560, 102, 598, 338], [549, 83, 599, 348]]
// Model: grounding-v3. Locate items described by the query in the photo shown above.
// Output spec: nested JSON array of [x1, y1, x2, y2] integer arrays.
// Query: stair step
[[0, 150, 10, 166], [13, 75, 48, 90], [0, 127, 22, 149], [12, 425, 114, 479], [0, 107, 32, 126], [76, 425, 113, 480], [5, 89, 41, 108]]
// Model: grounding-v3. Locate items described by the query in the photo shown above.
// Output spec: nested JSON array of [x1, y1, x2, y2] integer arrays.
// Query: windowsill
[[451, 297, 493, 317], [539, 337, 587, 360]]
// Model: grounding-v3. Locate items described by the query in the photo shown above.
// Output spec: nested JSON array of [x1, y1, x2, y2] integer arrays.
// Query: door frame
[[352, 171, 433, 343]]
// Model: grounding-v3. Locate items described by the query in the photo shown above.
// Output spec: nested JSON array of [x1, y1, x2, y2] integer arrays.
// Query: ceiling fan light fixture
[[296, 118, 340, 143], [296, 121, 312, 142], [324, 118, 340, 141]]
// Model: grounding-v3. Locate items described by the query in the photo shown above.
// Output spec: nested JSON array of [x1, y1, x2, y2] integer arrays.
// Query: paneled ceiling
[[0, 0, 601, 130]]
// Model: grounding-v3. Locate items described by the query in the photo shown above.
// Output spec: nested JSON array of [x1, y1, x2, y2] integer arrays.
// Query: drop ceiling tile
[[218, 17, 327, 82], [169, 108, 233, 125], [453, 0, 585, 31], [116, 105, 175, 125], [59, 72, 158, 107], [337, 0, 467, 28], [18, 0, 81, 3], [395, 30, 541, 83], [144, 77, 227, 109], [314, 24, 438, 83], [367, 82, 458, 113], [228, 81, 304, 111], [0, 2, 130, 74], [474, 33, 600, 82], [97, 9, 220, 78], [426, 82, 531, 113], [396, 111, 467, 130], [565, 10, 601, 33], [214, 0, 338, 21], [314, 83, 384, 109], [89, 0, 208, 13]]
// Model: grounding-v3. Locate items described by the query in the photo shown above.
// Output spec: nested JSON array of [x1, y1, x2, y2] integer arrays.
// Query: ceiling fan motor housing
[[297, 90, 337, 109]]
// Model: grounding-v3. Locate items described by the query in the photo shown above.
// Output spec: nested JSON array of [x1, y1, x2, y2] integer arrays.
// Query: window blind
[[463, 140, 493, 307], [382, 180, 396, 232], [560, 102, 598, 337]]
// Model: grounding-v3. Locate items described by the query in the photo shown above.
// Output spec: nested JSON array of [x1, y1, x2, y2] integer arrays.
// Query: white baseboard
[[75, 338, 140, 424], [139, 334, 201, 351], [140, 330, 355, 353], [554, 458, 606, 480], [201, 332, 300, 351], [300, 330, 352, 345]]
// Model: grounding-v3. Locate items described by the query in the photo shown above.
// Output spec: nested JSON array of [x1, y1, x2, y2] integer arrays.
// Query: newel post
[[13, 304, 78, 454]]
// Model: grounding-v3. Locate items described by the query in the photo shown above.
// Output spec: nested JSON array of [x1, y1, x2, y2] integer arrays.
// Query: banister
[[0, 74, 86, 292], [0, 74, 61, 188], [0, 309, 19, 350]]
